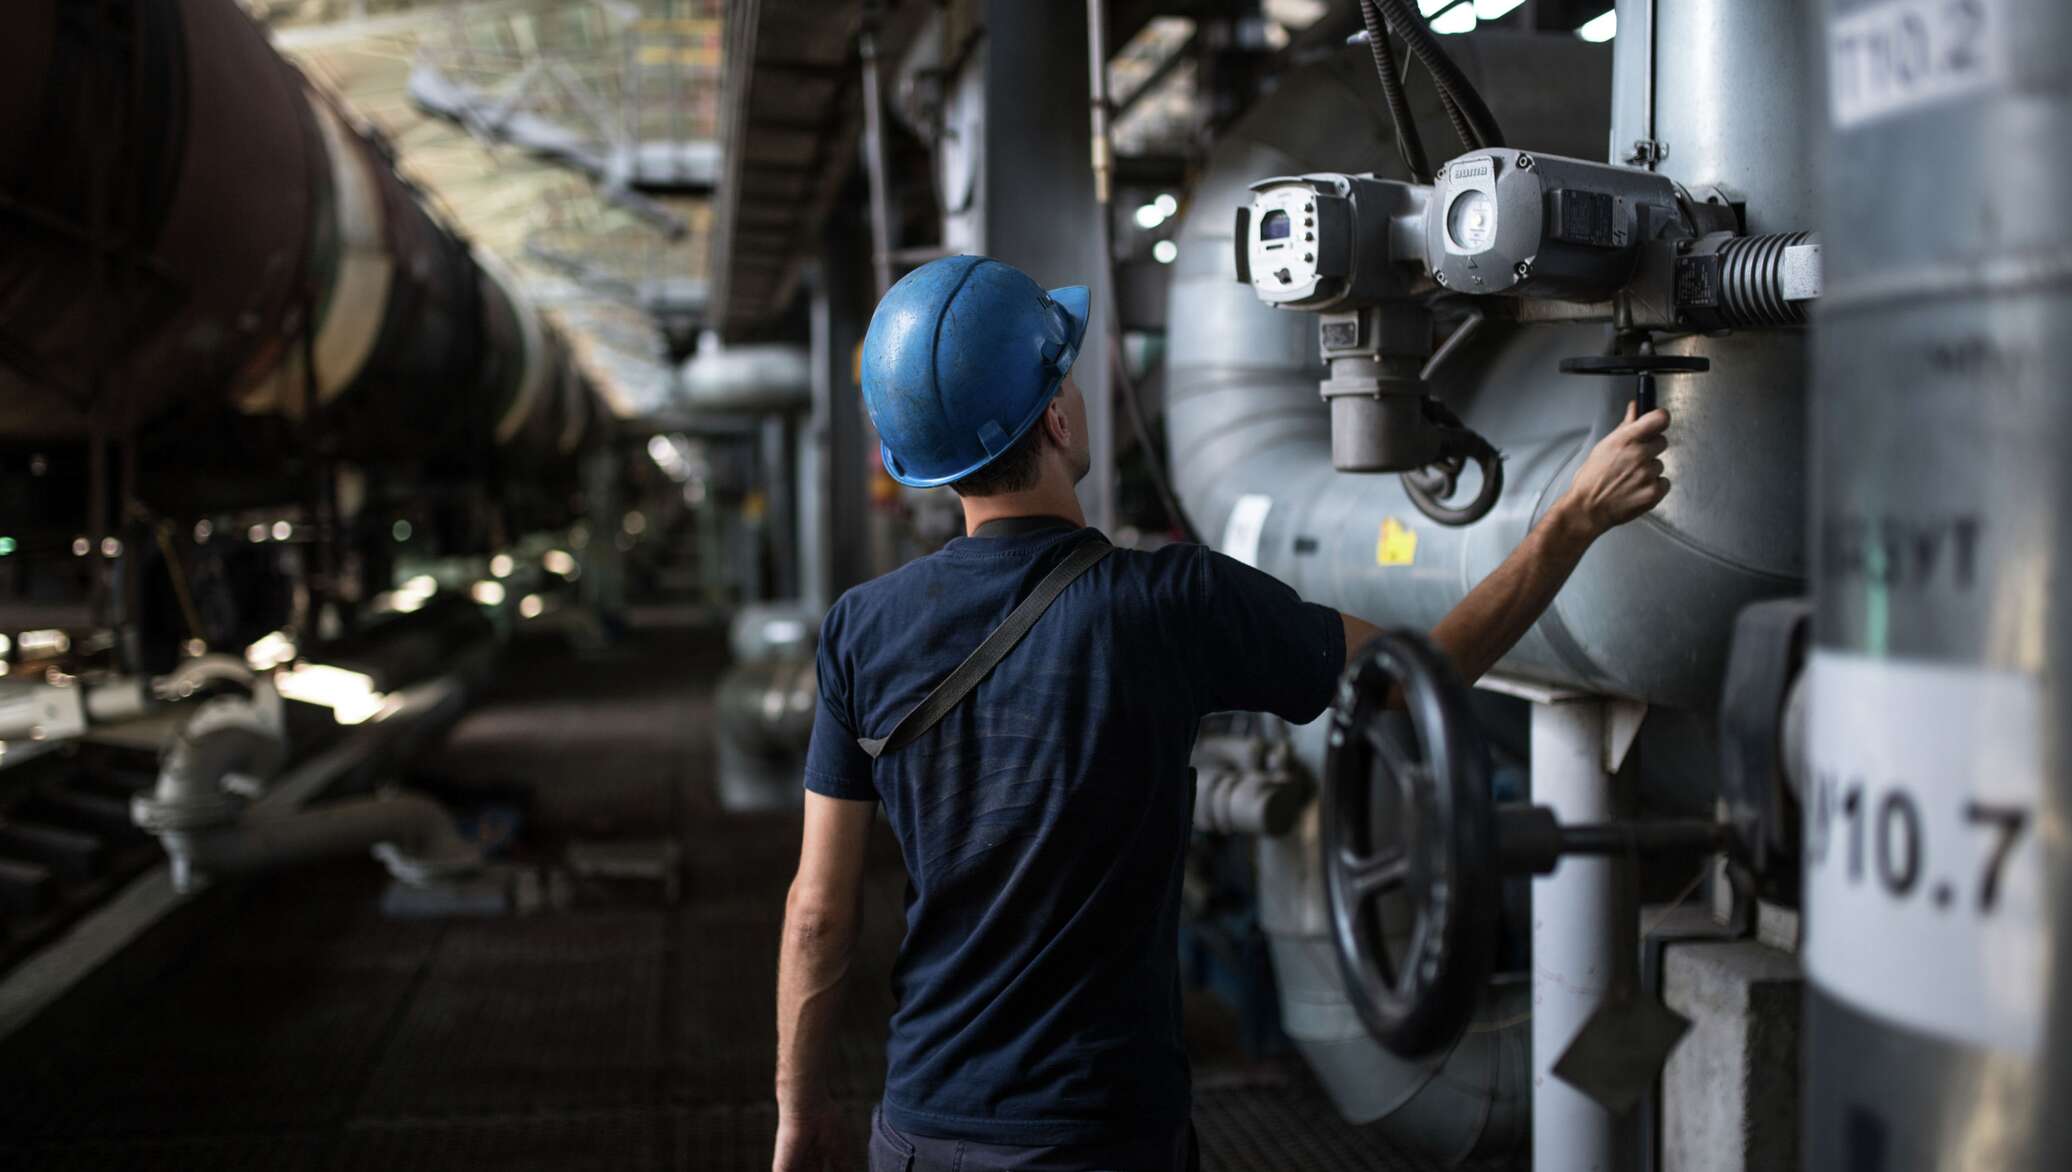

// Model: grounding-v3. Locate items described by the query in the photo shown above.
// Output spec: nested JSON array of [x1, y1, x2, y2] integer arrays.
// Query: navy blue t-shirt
[[804, 519, 1344, 1146]]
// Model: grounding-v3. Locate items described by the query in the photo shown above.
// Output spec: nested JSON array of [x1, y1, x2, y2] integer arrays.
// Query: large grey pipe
[[1164, 30, 1806, 1162], [1165, 36, 1804, 718]]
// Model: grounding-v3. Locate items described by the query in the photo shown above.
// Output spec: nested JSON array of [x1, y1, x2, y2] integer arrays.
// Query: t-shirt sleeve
[[1191, 548, 1346, 722], [802, 617, 879, 802]]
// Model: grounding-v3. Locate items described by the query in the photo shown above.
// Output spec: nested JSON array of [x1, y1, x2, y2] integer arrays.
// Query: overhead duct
[[0, 0, 607, 467], [677, 331, 812, 413]]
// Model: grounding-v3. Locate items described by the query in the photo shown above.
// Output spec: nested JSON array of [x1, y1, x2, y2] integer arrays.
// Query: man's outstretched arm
[[774, 791, 875, 1172], [1342, 403, 1672, 682]]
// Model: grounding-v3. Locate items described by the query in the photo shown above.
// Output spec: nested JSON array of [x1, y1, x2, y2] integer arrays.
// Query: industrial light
[[518, 594, 545, 619], [72, 537, 91, 556], [274, 662, 389, 725], [183, 639, 207, 658], [542, 549, 578, 577], [623, 511, 648, 536], [470, 580, 507, 607], [1153, 240, 1179, 264], [1474, 0, 1525, 18], [0, 633, 11, 656], [1431, 2, 1476, 34], [387, 574, 437, 615], [271, 520, 292, 541], [392, 520, 412, 542], [1577, 9, 1616, 41], [1134, 204, 1167, 230], [194, 520, 213, 542], [489, 553, 515, 578], [19, 630, 69, 657], [0, 537, 14, 556], [100, 537, 122, 558], [245, 630, 297, 672], [1154, 193, 1178, 217], [249, 524, 268, 543]]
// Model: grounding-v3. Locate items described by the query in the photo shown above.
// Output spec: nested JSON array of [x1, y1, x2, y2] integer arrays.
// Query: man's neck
[[958, 476, 1087, 536]]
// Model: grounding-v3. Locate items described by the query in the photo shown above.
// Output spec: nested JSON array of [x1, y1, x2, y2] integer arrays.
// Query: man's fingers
[[1636, 436, 1669, 459], [1624, 406, 1671, 437], [1622, 399, 1638, 425], [1645, 458, 1666, 478], [1651, 477, 1672, 502]]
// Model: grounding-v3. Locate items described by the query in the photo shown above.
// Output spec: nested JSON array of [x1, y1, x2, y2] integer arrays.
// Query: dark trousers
[[868, 1106, 1200, 1172]]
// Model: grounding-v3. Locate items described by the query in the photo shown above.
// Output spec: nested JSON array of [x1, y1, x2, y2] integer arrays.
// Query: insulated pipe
[[1256, 796, 1529, 1164], [678, 332, 812, 413], [0, 0, 606, 468], [162, 794, 481, 893], [1163, 40, 1802, 718]]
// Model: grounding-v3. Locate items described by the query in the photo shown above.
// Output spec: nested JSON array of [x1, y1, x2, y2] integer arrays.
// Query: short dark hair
[[949, 423, 1048, 497]]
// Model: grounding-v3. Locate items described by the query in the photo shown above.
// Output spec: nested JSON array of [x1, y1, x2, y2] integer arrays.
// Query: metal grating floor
[[0, 625, 1477, 1171]]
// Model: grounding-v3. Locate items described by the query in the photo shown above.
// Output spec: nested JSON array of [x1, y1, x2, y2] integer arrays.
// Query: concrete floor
[[0, 621, 1464, 1171]]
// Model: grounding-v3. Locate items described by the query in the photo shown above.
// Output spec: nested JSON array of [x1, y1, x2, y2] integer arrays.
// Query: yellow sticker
[[1376, 517, 1418, 567]]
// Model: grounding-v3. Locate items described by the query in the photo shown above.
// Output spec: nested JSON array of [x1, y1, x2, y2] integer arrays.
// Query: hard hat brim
[[879, 283, 1096, 490]]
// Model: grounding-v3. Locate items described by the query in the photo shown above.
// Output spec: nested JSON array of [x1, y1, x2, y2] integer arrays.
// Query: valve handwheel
[[1321, 631, 1499, 1057], [1322, 631, 1738, 1058]]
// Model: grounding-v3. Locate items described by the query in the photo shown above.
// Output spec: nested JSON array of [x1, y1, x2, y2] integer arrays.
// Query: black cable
[[1370, 0, 1506, 150], [1358, 0, 1429, 181]]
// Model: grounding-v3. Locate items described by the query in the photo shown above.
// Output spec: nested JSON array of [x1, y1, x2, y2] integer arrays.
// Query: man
[[774, 256, 1669, 1172]]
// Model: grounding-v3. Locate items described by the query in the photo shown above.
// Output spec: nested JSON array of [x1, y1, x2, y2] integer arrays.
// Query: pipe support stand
[[1531, 695, 1639, 1172]]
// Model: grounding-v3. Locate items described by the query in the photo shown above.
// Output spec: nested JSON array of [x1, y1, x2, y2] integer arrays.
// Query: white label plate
[[1221, 494, 1273, 568], [1829, 0, 2004, 129], [1803, 651, 2050, 1056]]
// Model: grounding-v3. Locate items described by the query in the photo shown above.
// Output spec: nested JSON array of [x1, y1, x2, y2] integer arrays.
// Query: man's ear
[[1044, 396, 1072, 447]]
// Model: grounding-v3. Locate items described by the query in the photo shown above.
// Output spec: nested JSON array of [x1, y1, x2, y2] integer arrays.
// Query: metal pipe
[[1531, 698, 1636, 1172], [1557, 820, 1727, 858], [1084, 0, 1112, 208], [163, 793, 480, 893], [859, 20, 896, 296], [0, 0, 607, 470], [1255, 791, 1528, 1163]]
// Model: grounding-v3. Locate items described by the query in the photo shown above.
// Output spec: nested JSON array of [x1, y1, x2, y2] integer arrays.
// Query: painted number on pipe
[[1803, 651, 2048, 1056], [1830, 0, 2002, 129]]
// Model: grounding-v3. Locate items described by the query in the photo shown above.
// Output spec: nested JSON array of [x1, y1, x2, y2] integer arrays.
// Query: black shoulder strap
[[858, 534, 1113, 759]]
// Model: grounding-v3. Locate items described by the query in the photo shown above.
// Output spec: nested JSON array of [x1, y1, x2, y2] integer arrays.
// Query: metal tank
[[1805, 0, 2071, 1166], [0, 0, 603, 467]]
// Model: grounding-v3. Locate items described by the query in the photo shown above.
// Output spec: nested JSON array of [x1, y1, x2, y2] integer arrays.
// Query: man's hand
[[1410, 402, 1672, 684], [773, 1098, 848, 1172], [1559, 402, 1672, 536]]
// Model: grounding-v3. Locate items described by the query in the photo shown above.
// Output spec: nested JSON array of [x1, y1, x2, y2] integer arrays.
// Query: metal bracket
[[1604, 698, 1649, 774], [1625, 139, 1669, 168]]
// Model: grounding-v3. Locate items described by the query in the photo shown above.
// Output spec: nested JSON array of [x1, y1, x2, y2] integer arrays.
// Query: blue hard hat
[[861, 255, 1091, 488]]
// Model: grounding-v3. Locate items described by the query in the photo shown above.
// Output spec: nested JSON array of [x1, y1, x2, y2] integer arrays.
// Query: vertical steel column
[[978, 0, 1115, 532], [760, 414, 796, 601], [858, 20, 896, 297], [1532, 697, 1637, 1172]]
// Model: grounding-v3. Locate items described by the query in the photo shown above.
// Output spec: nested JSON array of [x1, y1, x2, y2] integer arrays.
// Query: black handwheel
[[1560, 353, 1709, 419], [1320, 631, 1499, 1058]]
